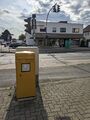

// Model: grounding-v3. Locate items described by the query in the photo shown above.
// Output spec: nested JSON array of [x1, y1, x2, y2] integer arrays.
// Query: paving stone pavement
[[0, 87, 14, 120], [0, 78, 90, 120]]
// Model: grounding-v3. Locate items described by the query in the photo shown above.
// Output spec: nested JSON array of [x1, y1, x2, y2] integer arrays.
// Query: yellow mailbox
[[15, 51, 36, 99]]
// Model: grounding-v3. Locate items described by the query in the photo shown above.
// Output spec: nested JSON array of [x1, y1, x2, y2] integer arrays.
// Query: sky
[[0, 0, 90, 38]]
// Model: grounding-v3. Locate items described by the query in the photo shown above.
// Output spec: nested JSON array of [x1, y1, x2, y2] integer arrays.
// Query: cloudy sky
[[0, 0, 90, 38]]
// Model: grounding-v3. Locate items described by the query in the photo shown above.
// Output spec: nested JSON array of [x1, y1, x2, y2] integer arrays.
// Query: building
[[25, 32, 35, 46], [35, 21, 83, 47], [33, 21, 83, 47], [83, 25, 90, 47]]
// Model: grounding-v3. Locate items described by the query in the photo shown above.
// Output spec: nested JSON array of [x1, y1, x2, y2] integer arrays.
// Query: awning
[[35, 33, 83, 39]]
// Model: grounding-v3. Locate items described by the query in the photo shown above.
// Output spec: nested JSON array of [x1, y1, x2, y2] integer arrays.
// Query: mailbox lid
[[15, 51, 35, 59]]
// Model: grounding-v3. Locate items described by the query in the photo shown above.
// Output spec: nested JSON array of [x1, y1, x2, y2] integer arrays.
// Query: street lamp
[[45, 3, 60, 46]]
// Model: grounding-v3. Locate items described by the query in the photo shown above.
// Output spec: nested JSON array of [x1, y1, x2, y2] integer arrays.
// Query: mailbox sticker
[[21, 63, 30, 72]]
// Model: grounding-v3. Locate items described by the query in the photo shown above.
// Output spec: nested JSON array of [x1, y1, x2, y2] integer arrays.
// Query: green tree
[[19, 34, 26, 40]]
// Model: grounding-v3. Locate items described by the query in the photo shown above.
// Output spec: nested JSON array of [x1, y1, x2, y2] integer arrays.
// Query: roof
[[37, 21, 83, 26], [83, 25, 90, 32]]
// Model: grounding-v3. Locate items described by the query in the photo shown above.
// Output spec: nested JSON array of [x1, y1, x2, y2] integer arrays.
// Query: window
[[60, 28, 66, 32], [40, 27, 46, 32], [87, 32, 89, 35], [52, 27, 56, 32], [72, 28, 79, 33], [85, 32, 89, 36], [84, 33, 88, 36]]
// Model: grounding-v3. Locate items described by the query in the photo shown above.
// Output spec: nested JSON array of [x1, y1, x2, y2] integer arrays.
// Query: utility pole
[[32, 14, 37, 45]]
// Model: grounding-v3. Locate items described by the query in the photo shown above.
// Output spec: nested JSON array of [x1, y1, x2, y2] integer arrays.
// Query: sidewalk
[[0, 87, 14, 120], [0, 46, 90, 53], [1, 77, 90, 120], [39, 47, 90, 53]]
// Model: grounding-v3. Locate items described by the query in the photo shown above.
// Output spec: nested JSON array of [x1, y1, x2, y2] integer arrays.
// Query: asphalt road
[[0, 52, 90, 87], [39, 64, 90, 81]]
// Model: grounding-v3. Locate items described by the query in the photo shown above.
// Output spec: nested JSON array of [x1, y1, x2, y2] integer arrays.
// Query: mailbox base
[[16, 96, 36, 101]]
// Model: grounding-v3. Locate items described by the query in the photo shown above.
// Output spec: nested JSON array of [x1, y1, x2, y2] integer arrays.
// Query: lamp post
[[45, 3, 60, 46]]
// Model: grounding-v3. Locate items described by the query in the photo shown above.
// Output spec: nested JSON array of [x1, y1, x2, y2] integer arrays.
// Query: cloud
[[38, 0, 51, 8], [0, 7, 25, 38], [3, 10, 10, 14], [0, 9, 10, 16], [59, 0, 90, 25], [0, 0, 90, 38]]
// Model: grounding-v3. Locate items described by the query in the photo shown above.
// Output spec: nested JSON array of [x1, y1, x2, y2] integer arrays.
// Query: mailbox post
[[16, 47, 39, 86], [15, 51, 36, 99]]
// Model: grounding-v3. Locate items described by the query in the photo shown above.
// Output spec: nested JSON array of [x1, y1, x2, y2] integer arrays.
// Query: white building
[[35, 21, 83, 47], [83, 25, 90, 47], [26, 21, 83, 47]]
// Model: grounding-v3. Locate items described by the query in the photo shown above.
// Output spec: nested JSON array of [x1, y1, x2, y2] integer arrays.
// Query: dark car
[[9, 43, 22, 48]]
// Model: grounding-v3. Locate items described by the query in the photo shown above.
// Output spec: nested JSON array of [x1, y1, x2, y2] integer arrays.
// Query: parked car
[[9, 42, 26, 48], [1, 42, 7, 47], [9, 43, 22, 48]]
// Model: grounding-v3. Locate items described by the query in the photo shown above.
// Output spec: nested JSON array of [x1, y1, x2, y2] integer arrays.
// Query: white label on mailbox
[[21, 64, 30, 72]]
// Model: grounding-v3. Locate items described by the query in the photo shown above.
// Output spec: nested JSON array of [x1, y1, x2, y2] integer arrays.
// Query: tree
[[19, 34, 26, 40], [1, 29, 12, 41]]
